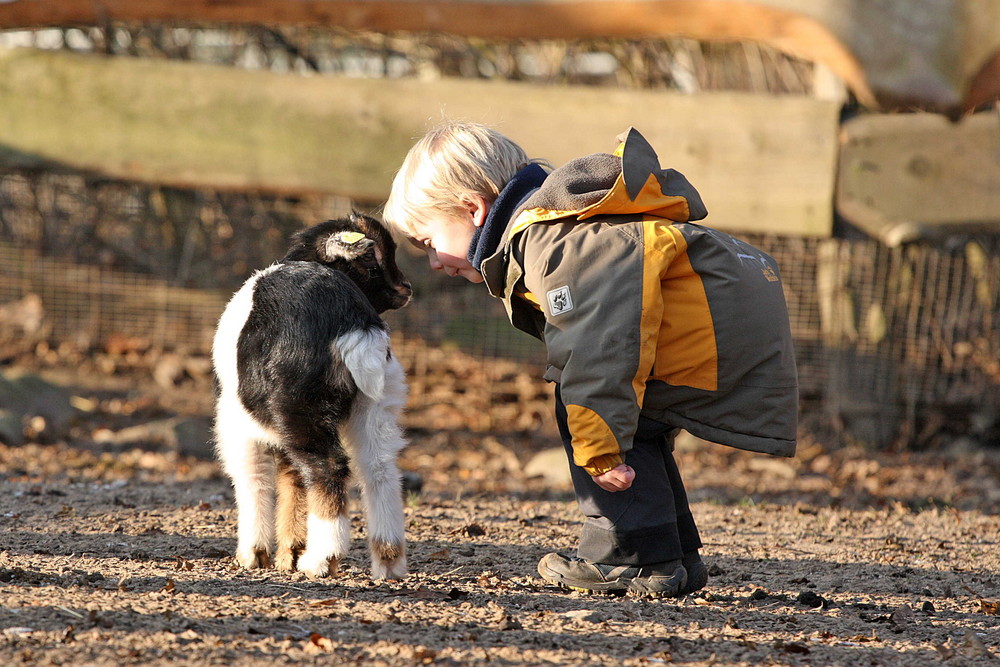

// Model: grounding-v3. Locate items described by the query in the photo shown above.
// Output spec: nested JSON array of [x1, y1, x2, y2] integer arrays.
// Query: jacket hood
[[509, 126, 707, 236]]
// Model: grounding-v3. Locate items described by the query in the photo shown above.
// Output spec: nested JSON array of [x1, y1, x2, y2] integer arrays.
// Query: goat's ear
[[323, 231, 376, 261]]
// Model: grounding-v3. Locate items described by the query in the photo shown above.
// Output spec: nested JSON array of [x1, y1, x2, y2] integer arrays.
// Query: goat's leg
[[273, 451, 307, 572], [215, 427, 275, 569], [293, 450, 352, 578], [345, 355, 409, 580]]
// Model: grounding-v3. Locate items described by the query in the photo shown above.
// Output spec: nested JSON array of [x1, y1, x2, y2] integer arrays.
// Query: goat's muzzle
[[390, 280, 413, 309]]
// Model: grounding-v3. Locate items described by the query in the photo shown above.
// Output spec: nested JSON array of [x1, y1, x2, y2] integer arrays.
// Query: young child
[[383, 121, 798, 598]]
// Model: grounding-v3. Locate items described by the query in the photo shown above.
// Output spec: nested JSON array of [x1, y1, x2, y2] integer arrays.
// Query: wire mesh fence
[[0, 239, 225, 352], [1, 168, 997, 448]]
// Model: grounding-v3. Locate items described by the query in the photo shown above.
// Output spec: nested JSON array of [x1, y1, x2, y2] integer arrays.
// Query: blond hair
[[383, 121, 545, 237]]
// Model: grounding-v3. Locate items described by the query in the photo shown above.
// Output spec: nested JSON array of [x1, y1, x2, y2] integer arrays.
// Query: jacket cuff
[[583, 454, 624, 477]]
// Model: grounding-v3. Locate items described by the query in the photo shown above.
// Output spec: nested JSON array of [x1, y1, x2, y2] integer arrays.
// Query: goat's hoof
[[236, 547, 272, 570], [372, 555, 408, 580], [274, 546, 302, 572], [296, 552, 339, 578]]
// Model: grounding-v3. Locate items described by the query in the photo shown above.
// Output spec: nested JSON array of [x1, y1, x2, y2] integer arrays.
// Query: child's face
[[407, 204, 487, 284]]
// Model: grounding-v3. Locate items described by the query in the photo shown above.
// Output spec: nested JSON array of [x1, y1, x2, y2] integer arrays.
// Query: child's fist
[[593, 464, 635, 492]]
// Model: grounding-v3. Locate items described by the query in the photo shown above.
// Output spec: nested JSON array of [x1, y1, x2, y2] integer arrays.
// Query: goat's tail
[[335, 328, 391, 401]]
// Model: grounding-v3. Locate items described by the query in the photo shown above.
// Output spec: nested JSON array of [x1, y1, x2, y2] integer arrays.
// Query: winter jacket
[[480, 128, 798, 475]]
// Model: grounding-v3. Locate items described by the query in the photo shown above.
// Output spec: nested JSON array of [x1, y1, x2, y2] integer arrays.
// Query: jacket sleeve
[[519, 220, 668, 475]]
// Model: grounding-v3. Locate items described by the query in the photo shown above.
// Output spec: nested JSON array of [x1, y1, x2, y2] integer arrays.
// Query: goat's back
[[214, 261, 387, 431]]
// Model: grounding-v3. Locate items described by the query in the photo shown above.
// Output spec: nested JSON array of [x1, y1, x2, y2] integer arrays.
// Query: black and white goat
[[212, 213, 412, 579]]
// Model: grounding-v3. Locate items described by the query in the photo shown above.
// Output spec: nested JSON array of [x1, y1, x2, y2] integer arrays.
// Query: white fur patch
[[212, 263, 282, 401], [297, 513, 351, 577], [343, 352, 409, 578], [335, 328, 391, 400]]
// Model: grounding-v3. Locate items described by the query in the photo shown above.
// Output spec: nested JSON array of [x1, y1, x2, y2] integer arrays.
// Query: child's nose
[[426, 249, 444, 272]]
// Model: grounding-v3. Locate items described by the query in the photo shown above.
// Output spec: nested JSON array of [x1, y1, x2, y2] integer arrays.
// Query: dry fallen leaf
[[774, 640, 810, 655], [159, 579, 176, 594], [87, 610, 113, 629], [934, 642, 956, 660], [309, 598, 340, 607], [413, 647, 437, 663], [407, 586, 452, 601], [427, 548, 451, 561], [304, 632, 333, 654], [646, 649, 673, 662], [450, 523, 486, 537], [980, 599, 1000, 616]]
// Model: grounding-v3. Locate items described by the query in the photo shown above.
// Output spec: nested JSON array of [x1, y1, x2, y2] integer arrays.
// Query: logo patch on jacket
[[546, 285, 574, 316]]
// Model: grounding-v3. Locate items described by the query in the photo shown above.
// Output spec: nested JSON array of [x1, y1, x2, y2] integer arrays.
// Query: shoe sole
[[629, 588, 679, 599], [568, 584, 627, 596], [627, 579, 686, 599], [538, 563, 630, 595], [539, 573, 629, 596], [538, 556, 702, 598], [630, 563, 708, 598]]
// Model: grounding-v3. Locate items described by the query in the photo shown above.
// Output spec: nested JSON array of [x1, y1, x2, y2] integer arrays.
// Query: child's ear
[[464, 196, 491, 228]]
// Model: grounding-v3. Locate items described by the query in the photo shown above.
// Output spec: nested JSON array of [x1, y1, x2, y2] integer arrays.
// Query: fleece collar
[[468, 163, 548, 271]]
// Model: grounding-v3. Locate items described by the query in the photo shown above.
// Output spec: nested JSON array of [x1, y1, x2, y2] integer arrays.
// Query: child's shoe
[[537, 552, 687, 597], [537, 552, 633, 594]]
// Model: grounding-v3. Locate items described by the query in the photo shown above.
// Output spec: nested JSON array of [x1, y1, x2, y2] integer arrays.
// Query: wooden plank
[[837, 111, 1000, 245], [0, 0, 998, 115], [0, 48, 839, 235]]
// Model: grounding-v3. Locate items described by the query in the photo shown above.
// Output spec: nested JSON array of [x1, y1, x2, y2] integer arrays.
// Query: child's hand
[[593, 464, 635, 492]]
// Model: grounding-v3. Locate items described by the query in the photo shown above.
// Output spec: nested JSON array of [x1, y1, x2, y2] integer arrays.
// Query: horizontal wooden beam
[[837, 111, 1000, 245], [0, 0, 998, 115], [0, 48, 840, 236]]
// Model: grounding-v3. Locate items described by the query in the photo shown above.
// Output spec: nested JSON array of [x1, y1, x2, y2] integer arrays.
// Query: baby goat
[[212, 213, 412, 579]]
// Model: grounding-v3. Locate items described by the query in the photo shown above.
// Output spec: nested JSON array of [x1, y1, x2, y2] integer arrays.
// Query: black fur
[[236, 263, 384, 429], [282, 213, 410, 314]]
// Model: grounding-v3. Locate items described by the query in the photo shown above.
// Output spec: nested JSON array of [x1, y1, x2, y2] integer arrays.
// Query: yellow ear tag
[[337, 231, 367, 244]]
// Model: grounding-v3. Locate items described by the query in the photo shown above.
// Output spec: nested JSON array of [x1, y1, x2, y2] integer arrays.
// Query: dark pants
[[555, 386, 702, 565]]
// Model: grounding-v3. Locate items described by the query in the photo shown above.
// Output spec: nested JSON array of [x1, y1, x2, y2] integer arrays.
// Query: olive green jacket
[[481, 128, 798, 475]]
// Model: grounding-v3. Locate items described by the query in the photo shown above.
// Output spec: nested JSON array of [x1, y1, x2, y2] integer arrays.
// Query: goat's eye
[[359, 249, 379, 269]]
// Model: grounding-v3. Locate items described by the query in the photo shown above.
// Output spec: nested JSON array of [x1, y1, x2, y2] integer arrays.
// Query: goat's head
[[284, 213, 412, 313]]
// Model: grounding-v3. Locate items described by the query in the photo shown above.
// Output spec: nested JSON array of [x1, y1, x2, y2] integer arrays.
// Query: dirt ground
[[1, 349, 999, 666]]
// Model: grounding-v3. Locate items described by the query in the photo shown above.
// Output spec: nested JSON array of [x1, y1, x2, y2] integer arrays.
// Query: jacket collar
[[468, 163, 548, 271]]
